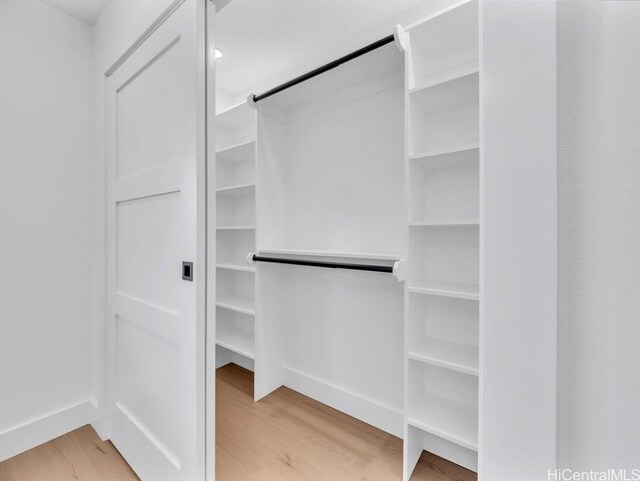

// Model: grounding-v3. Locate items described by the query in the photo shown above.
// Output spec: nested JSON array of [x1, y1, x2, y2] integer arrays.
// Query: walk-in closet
[[211, 0, 556, 479], [1, 0, 560, 480]]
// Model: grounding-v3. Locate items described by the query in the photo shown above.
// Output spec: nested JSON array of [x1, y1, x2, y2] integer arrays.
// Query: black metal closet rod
[[252, 255, 394, 273], [252, 34, 395, 103]]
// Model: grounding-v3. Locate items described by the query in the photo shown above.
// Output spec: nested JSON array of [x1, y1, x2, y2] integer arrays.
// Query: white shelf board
[[405, 0, 476, 32], [409, 143, 479, 162], [408, 282, 479, 301], [409, 62, 479, 95], [216, 138, 256, 156], [409, 219, 479, 227], [216, 262, 255, 273], [216, 100, 249, 117], [216, 183, 256, 196], [216, 295, 255, 316], [216, 325, 255, 360], [408, 392, 478, 452], [409, 338, 479, 376], [216, 225, 255, 231], [257, 248, 400, 262]]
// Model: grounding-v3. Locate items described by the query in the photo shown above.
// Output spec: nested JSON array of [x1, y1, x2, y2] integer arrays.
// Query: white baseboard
[[91, 418, 108, 441], [0, 400, 99, 461], [231, 353, 254, 372], [283, 366, 403, 438]]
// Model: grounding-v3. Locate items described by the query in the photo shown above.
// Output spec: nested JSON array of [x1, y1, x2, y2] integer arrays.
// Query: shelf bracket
[[392, 259, 406, 282], [393, 24, 408, 53], [246, 93, 257, 110]]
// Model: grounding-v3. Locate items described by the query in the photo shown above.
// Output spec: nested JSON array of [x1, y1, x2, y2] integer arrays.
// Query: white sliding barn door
[[105, 0, 206, 479]]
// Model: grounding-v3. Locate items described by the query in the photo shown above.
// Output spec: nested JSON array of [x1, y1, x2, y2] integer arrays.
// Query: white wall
[[558, 0, 640, 470], [480, 2, 557, 479], [0, 0, 96, 459]]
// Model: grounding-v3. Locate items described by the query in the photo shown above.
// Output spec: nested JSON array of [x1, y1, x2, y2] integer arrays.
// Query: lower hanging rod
[[251, 255, 394, 274]]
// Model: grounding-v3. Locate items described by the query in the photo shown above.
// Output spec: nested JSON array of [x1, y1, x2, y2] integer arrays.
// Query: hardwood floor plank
[[0, 363, 477, 481], [0, 425, 138, 481], [215, 363, 476, 481]]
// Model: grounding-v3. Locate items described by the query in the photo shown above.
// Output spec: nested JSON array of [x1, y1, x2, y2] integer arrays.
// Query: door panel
[[117, 193, 182, 310], [105, 0, 205, 479], [116, 39, 188, 178]]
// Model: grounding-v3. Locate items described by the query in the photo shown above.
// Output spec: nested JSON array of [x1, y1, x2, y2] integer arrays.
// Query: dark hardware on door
[[182, 262, 193, 281]]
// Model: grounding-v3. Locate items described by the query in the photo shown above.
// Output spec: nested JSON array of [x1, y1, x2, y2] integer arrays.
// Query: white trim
[[104, 0, 187, 77], [283, 366, 403, 438], [115, 402, 180, 470], [0, 400, 99, 461], [204, 1, 217, 480], [116, 292, 181, 343]]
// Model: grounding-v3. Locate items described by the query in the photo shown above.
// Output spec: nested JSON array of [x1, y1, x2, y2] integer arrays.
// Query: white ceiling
[[41, 0, 108, 25], [215, 0, 448, 102]]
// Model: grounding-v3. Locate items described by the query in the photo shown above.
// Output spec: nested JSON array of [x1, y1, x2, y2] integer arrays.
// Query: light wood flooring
[[0, 363, 476, 481], [0, 424, 137, 481]]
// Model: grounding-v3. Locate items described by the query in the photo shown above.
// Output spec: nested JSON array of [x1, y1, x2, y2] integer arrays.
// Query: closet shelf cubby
[[408, 338, 479, 376], [408, 69, 479, 155], [408, 62, 479, 96], [406, 0, 478, 89], [410, 71, 478, 114], [216, 141, 256, 189], [409, 148, 479, 222], [216, 138, 256, 156], [216, 326, 255, 360], [216, 102, 257, 152], [408, 361, 479, 452], [407, 393, 479, 452]]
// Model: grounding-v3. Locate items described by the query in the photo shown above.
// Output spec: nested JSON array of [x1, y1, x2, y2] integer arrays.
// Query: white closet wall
[[0, 0, 96, 460], [480, 1, 557, 479], [558, 0, 640, 470], [253, 42, 407, 433]]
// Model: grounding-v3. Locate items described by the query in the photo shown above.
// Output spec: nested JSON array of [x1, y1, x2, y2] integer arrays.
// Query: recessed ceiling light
[[215, 48, 224, 59]]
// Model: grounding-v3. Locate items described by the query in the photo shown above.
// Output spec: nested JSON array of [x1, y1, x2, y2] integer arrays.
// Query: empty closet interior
[[213, 1, 480, 478]]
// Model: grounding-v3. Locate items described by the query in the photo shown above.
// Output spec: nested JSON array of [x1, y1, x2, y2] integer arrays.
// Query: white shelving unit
[[403, 0, 481, 478], [215, 102, 257, 374], [210, 1, 558, 478]]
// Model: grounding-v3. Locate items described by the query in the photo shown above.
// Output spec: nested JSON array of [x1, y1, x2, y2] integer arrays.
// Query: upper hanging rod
[[251, 254, 394, 274], [252, 34, 396, 103]]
